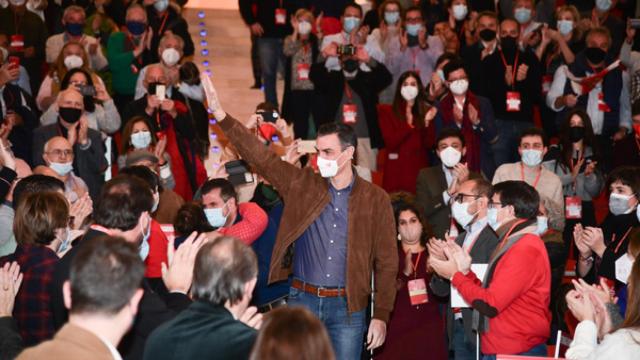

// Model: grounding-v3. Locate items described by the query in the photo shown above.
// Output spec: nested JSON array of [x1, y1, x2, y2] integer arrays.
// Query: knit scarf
[[438, 91, 481, 173]]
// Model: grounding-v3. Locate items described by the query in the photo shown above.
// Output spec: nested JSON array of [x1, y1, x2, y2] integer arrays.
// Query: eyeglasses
[[46, 149, 73, 157], [453, 193, 482, 204], [488, 201, 503, 209]]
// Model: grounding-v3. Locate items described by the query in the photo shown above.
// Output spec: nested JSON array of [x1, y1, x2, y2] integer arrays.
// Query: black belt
[[257, 296, 288, 313]]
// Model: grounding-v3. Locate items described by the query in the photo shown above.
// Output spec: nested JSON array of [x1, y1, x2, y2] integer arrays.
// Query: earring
[[397, 233, 402, 241]]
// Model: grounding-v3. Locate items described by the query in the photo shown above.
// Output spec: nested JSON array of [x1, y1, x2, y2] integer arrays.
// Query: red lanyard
[[613, 227, 633, 254], [408, 250, 423, 278], [344, 82, 353, 103], [499, 50, 519, 88], [520, 163, 542, 188], [410, 47, 419, 70], [157, 12, 169, 36]]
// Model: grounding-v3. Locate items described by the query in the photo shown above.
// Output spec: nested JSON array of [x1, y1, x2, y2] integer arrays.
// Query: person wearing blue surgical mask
[[591, 0, 625, 54], [145, 0, 195, 64], [46, 5, 108, 71], [200, 178, 268, 245], [321, 3, 386, 73], [446, 0, 469, 50], [493, 128, 565, 235], [575, 166, 640, 284], [513, 0, 541, 51]]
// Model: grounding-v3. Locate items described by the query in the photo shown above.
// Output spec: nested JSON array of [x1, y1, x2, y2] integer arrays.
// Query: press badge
[[342, 104, 357, 124], [565, 196, 582, 219], [408, 278, 428, 305], [10, 34, 24, 52], [275, 8, 287, 25], [506, 91, 521, 112], [296, 63, 310, 80]]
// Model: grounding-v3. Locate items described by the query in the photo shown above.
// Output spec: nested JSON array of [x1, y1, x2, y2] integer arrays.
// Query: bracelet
[[579, 254, 594, 263]]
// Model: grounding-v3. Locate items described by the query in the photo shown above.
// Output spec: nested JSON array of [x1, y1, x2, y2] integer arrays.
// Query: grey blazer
[[429, 224, 499, 349]]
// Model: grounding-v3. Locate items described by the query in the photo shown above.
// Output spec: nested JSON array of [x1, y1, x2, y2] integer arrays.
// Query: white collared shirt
[[442, 164, 454, 204], [95, 333, 123, 360], [462, 216, 488, 251]]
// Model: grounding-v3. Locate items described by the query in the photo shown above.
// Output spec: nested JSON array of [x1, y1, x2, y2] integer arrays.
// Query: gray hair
[[192, 236, 258, 306], [159, 33, 185, 52]]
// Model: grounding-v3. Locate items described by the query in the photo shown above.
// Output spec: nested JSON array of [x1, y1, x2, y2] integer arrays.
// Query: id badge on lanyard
[[275, 8, 287, 25]]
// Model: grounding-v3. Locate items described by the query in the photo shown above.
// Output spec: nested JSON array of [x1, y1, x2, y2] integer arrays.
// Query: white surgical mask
[[57, 227, 72, 254], [384, 11, 399, 25], [451, 199, 478, 228], [536, 216, 548, 235], [636, 204, 640, 222], [487, 207, 500, 231], [596, 0, 612, 12], [521, 149, 542, 167], [50, 161, 73, 176], [400, 85, 418, 101], [154, 0, 169, 12], [449, 79, 469, 95], [131, 131, 152, 149], [139, 218, 151, 261], [298, 20, 312, 35], [152, 193, 159, 213], [64, 55, 83, 70], [343, 16, 360, 33], [317, 151, 347, 178], [609, 193, 634, 215], [178, 82, 204, 102], [452, 4, 468, 21], [9, 0, 26, 6], [439, 146, 462, 168], [161, 48, 180, 67], [514, 7, 532, 24], [205, 203, 228, 228]]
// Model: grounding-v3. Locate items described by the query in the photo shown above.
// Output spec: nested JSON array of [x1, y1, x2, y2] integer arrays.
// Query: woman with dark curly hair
[[375, 201, 446, 360]]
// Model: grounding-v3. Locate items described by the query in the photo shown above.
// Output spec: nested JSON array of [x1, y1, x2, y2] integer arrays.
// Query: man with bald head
[[134, 33, 186, 100], [122, 63, 210, 200], [32, 88, 107, 200], [37, 136, 89, 203]]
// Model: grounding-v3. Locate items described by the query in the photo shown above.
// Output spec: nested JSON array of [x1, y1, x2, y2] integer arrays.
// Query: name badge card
[[506, 91, 521, 112], [408, 278, 428, 305], [342, 104, 357, 124]]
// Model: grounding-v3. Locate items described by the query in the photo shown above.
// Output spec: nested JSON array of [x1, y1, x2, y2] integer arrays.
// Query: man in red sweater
[[430, 180, 551, 359]]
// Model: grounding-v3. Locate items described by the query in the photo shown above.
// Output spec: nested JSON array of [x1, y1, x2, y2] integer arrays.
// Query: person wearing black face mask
[[310, 47, 392, 173], [480, 18, 542, 167], [107, 4, 153, 117], [31, 88, 108, 200], [461, 11, 499, 96], [543, 109, 603, 253], [546, 27, 630, 173], [45, 6, 108, 71]]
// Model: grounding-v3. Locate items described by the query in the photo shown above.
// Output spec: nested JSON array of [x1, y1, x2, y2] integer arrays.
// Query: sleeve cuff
[[373, 308, 391, 323], [78, 139, 92, 151]]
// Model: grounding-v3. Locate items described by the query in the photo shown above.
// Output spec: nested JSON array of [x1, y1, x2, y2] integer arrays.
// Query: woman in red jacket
[[377, 71, 437, 193]]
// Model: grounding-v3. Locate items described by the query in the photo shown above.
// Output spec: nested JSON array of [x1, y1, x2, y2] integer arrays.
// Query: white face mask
[[487, 207, 500, 230], [64, 55, 83, 70], [439, 146, 462, 168], [298, 20, 312, 35], [50, 161, 74, 176], [57, 227, 72, 254], [131, 131, 152, 149], [536, 216, 548, 235], [139, 217, 151, 261], [161, 48, 180, 67], [449, 79, 469, 96], [451, 199, 479, 228], [178, 82, 204, 102], [9, 0, 25, 6], [452, 4, 468, 21], [317, 151, 347, 178], [637, 204, 640, 222], [400, 85, 418, 101], [205, 203, 228, 228], [609, 193, 635, 215], [521, 149, 543, 167]]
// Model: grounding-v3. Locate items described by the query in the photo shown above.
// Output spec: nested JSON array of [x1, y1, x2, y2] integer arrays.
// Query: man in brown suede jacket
[[203, 75, 398, 359]]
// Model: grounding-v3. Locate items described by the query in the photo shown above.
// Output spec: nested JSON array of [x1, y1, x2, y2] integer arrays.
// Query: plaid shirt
[[0, 244, 59, 346]]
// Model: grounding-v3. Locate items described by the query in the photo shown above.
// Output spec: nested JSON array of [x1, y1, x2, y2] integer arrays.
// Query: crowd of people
[[0, 0, 638, 359]]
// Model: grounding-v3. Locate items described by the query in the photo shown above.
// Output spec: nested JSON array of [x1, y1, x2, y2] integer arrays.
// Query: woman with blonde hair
[[36, 41, 106, 112]]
